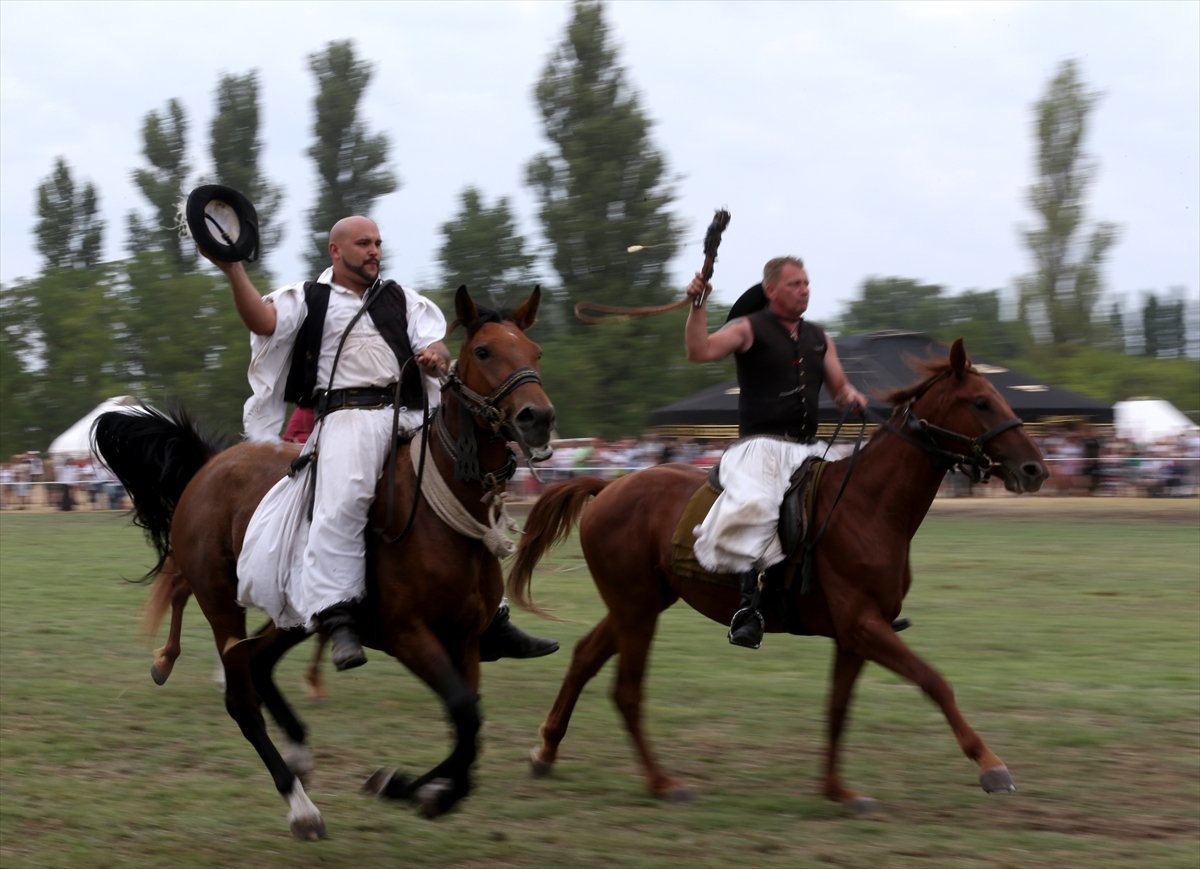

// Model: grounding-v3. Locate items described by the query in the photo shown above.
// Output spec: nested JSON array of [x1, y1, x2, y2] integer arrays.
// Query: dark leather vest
[[734, 310, 826, 440], [283, 280, 424, 409]]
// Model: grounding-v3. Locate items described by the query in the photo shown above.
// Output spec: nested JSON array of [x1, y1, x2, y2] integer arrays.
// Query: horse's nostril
[[516, 405, 555, 432]]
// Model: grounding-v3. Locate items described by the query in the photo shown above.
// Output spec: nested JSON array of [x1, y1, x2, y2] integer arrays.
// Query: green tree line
[[1, 3, 1196, 459]]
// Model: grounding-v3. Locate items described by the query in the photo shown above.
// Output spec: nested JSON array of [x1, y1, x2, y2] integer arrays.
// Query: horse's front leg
[[852, 617, 1015, 795], [823, 644, 879, 812], [364, 624, 480, 819]]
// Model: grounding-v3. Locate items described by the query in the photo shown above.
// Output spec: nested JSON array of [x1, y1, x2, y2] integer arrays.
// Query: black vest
[[734, 311, 826, 440], [283, 280, 424, 409]]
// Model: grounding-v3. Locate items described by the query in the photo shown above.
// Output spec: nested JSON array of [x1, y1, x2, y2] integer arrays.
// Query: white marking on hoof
[[416, 778, 453, 818], [286, 780, 325, 841], [529, 747, 553, 777]]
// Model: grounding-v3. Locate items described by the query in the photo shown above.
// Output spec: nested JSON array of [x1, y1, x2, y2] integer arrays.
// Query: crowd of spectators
[[3, 423, 1197, 511], [0, 452, 126, 512]]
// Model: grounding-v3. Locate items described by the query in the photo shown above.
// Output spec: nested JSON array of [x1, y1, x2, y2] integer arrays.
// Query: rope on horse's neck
[[409, 428, 518, 559]]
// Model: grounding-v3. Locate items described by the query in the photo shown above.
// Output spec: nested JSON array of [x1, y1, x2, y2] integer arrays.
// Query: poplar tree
[[209, 71, 284, 274], [304, 40, 397, 277], [1018, 60, 1119, 345], [525, 1, 724, 437], [526, 0, 681, 325], [435, 187, 537, 315], [34, 158, 104, 271], [128, 98, 194, 270]]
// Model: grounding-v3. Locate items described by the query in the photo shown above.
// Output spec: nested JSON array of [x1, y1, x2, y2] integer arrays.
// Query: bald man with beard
[[203, 216, 558, 671]]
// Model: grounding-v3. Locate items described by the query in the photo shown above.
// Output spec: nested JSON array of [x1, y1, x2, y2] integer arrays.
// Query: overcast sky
[[1, 0, 1196, 325]]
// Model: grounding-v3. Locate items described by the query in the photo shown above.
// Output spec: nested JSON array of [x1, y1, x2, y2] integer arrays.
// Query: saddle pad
[[669, 481, 739, 588]]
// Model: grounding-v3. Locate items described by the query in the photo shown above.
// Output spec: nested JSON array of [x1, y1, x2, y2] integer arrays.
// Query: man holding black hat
[[684, 256, 867, 650], [192, 191, 557, 671]]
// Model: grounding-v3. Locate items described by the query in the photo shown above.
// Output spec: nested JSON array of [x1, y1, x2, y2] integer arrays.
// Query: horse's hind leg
[[149, 561, 188, 686], [530, 614, 617, 776], [304, 634, 329, 701], [365, 625, 480, 819], [208, 609, 326, 840], [609, 612, 696, 802], [248, 622, 317, 783]]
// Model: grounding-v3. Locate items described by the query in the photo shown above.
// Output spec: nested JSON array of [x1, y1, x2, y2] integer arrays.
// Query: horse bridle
[[443, 366, 543, 436], [435, 365, 543, 488], [884, 389, 1025, 484]]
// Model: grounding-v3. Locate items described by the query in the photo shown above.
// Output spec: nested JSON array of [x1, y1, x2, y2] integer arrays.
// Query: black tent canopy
[[649, 331, 1112, 438]]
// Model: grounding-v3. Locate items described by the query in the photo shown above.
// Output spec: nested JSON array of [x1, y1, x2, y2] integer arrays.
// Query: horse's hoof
[[980, 766, 1016, 793], [844, 795, 881, 814], [415, 778, 453, 819], [289, 815, 327, 841], [664, 783, 699, 803], [363, 767, 395, 797], [529, 747, 554, 778], [149, 663, 169, 686]]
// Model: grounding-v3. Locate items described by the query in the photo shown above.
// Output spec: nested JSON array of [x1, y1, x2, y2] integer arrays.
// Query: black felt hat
[[725, 282, 767, 322], [185, 184, 260, 263]]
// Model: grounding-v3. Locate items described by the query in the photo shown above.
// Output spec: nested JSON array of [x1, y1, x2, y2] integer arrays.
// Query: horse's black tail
[[91, 406, 224, 580]]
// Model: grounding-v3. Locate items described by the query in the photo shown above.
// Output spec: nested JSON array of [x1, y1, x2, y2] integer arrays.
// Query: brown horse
[[507, 339, 1048, 811], [94, 286, 554, 839]]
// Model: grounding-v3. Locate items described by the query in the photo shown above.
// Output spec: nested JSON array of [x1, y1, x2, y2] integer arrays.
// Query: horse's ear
[[454, 285, 477, 331], [511, 285, 541, 332], [949, 338, 968, 377]]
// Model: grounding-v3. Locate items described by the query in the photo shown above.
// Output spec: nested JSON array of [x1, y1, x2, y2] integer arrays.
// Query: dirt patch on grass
[[928, 496, 1198, 524]]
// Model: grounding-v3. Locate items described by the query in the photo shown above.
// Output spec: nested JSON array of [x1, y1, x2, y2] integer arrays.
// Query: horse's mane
[[881, 354, 972, 408]]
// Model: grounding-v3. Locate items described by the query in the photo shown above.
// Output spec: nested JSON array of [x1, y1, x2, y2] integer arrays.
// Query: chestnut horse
[[94, 286, 554, 839], [507, 339, 1048, 811]]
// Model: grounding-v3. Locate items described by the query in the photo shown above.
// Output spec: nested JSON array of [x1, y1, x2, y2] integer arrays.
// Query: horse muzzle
[[511, 403, 556, 462], [1001, 460, 1050, 494]]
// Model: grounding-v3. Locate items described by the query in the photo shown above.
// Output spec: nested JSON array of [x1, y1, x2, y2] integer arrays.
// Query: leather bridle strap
[[443, 367, 542, 435]]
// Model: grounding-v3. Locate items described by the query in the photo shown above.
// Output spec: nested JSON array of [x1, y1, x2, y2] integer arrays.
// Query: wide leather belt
[[315, 384, 397, 415]]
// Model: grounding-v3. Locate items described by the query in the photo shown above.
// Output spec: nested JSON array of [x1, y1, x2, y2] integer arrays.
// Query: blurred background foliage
[[1, 2, 1196, 456]]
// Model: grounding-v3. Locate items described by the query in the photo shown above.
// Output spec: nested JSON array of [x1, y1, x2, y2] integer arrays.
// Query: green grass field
[[1, 500, 1197, 868]]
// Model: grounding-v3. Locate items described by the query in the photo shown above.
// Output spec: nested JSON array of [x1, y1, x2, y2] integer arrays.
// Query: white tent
[[1113, 398, 1200, 444], [47, 396, 143, 458]]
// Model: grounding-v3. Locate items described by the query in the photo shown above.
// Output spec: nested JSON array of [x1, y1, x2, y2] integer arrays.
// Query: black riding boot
[[318, 604, 367, 671], [479, 602, 559, 662], [728, 570, 766, 650]]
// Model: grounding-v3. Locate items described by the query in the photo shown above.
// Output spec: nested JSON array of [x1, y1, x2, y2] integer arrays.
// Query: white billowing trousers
[[237, 406, 422, 629], [692, 436, 827, 575]]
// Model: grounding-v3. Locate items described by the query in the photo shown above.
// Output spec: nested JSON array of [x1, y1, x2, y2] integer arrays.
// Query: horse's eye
[[974, 397, 990, 411], [473, 346, 490, 360]]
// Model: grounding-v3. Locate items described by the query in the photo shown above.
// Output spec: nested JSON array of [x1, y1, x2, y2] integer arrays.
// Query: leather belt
[[315, 384, 397, 416]]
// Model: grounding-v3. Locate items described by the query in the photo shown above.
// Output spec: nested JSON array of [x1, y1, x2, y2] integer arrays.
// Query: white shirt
[[242, 267, 446, 442]]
